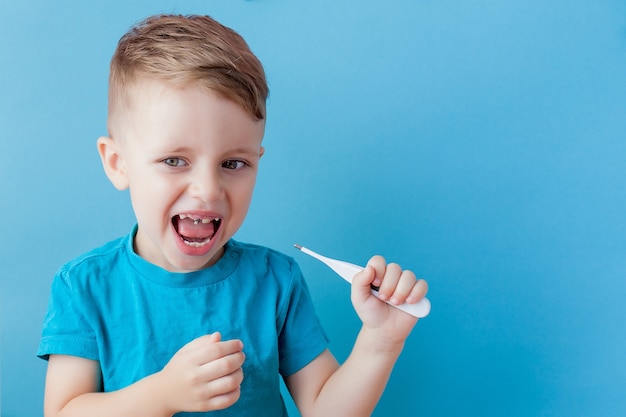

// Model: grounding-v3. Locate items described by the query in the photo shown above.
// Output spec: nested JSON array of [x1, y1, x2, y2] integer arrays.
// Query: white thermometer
[[294, 244, 431, 318]]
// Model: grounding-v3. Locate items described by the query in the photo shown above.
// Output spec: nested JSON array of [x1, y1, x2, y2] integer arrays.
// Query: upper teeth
[[178, 214, 220, 224]]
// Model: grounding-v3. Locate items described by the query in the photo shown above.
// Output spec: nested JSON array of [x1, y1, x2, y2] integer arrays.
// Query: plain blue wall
[[2, 0, 625, 416]]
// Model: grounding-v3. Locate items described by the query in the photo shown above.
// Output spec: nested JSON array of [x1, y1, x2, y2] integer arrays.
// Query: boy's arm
[[285, 256, 428, 417], [44, 354, 172, 417], [44, 333, 245, 417]]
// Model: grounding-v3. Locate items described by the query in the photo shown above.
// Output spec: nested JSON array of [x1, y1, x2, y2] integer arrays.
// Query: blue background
[[1, 1, 625, 416]]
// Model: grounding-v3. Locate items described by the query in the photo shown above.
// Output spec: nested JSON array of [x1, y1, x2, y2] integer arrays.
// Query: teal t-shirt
[[38, 227, 329, 416]]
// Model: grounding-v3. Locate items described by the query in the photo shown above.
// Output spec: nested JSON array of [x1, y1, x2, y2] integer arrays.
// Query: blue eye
[[222, 160, 246, 170], [163, 158, 186, 167]]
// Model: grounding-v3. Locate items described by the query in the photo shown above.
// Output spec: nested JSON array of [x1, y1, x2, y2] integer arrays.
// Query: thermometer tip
[[294, 244, 302, 250]]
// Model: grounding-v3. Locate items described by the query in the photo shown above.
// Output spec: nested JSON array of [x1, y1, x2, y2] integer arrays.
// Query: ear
[[259, 146, 265, 159], [97, 136, 129, 190]]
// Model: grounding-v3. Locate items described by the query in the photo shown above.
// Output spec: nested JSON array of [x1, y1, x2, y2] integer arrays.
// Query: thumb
[[208, 332, 222, 343], [351, 265, 376, 305]]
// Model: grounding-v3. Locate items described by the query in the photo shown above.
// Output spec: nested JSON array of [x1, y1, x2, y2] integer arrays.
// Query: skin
[[43, 80, 429, 417], [99, 79, 265, 272]]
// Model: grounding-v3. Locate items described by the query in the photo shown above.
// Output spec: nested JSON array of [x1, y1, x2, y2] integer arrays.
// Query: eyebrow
[[228, 147, 262, 156], [162, 145, 192, 153], [161, 145, 261, 156]]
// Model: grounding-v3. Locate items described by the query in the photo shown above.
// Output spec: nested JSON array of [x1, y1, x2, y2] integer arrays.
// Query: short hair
[[108, 14, 268, 137]]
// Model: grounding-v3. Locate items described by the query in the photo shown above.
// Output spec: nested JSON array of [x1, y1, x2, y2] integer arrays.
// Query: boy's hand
[[351, 256, 428, 345], [158, 332, 245, 413]]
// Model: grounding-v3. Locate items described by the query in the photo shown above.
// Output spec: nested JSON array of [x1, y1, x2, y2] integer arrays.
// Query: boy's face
[[99, 80, 265, 272]]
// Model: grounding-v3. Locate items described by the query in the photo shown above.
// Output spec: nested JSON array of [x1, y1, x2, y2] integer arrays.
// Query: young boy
[[38, 14, 428, 417]]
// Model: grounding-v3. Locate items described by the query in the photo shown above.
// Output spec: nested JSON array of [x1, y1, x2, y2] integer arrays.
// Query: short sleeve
[[37, 268, 99, 361], [277, 261, 329, 377]]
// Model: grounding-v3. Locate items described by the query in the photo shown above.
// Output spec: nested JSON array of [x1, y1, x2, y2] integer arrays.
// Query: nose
[[189, 167, 224, 202]]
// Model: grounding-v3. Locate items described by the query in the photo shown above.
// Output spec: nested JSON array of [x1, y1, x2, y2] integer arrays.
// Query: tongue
[[176, 218, 216, 240]]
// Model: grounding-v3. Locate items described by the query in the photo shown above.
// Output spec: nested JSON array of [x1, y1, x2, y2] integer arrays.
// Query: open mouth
[[172, 214, 222, 248]]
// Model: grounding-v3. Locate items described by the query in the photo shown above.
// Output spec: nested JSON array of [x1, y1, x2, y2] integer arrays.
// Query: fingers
[[406, 278, 428, 304], [193, 340, 245, 411], [364, 256, 428, 306], [199, 343, 246, 382], [365, 255, 387, 289], [179, 333, 243, 365], [200, 361, 244, 410], [163, 334, 246, 413]]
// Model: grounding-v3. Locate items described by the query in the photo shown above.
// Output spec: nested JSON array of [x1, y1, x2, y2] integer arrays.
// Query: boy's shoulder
[[229, 240, 303, 278], [56, 233, 129, 279]]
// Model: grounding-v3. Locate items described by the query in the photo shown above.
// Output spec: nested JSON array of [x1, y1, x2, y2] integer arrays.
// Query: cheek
[[128, 176, 170, 218], [129, 168, 175, 197], [128, 188, 154, 222], [229, 182, 257, 215]]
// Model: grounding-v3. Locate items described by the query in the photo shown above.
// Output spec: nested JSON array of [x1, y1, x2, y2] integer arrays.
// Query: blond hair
[[108, 14, 268, 137]]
